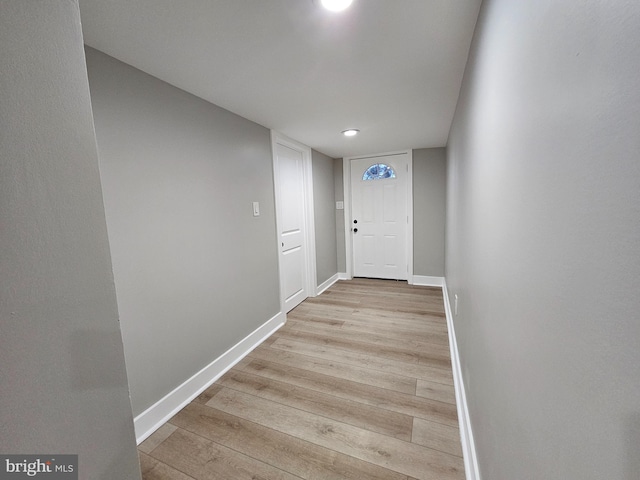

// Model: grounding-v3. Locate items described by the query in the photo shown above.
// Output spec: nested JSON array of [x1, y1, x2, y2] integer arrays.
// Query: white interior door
[[273, 134, 315, 313], [350, 154, 409, 280]]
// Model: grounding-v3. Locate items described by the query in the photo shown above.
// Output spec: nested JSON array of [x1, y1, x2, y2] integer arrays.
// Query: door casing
[[271, 131, 317, 314], [343, 150, 413, 282]]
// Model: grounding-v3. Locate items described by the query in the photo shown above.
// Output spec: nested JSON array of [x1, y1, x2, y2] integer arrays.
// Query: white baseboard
[[338, 272, 349, 280], [412, 275, 444, 287], [316, 273, 340, 295], [442, 280, 481, 480], [133, 311, 285, 444]]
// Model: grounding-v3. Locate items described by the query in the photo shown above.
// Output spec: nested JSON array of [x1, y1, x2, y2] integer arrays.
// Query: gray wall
[[334, 158, 347, 273], [446, 1, 640, 479], [312, 150, 338, 285], [413, 148, 446, 276], [0, 2, 140, 478], [85, 48, 280, 417]]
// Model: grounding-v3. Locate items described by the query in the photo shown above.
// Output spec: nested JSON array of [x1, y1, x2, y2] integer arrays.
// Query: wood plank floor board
[[150, 427, 301, 480], [290, 301, 355, 316], [217, 369, 414, 440], [303, 295, 441, 311], [345, 312, 449, 332], [286, 312, 345, 327], [320, 280, 440, 297], [296, 322, 452, 363], [349, 299, 446, 316], [193, 355, 252, 405], [272, 329, 451, 369], [343, 312, 448, 331], [267, 337, 455, 385], [412, 417, 464, 458], [170, 402, 409, 480], [276, 323, 451, 368], [302, 294, 446, 315], [300, 296, 361, 308], [139, 279, 464, 480], [290, 304, 448, 330], [354, 302, 446, 316], [139, 423, 178, 454], [346, 309, 448, 330], [242, 357, 459, 426], [339, 320, 450, 346], [139, 452, 195, 480], [206, 388, 464, 480], [286, 310, 356, 326], [247, 344, 417, 394], [285, 319, 452, 360], [416, 379, 457, 405]]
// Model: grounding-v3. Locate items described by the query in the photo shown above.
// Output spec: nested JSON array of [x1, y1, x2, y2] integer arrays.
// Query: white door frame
[[271, 130, 317, 315], [343, 150, 413, 283]]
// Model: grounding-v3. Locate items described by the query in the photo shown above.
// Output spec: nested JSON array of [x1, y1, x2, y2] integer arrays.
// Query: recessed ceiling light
[[342, 129, 359, 137], [320, 0, 354, 12]]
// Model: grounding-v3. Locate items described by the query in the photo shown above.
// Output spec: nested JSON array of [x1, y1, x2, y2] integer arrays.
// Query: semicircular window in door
[[362, 163, 396, 180]]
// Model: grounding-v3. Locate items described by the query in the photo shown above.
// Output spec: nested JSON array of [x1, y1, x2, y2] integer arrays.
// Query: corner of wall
[[133, 311, 285, 444], [411, 275, 444, 287], [316, 273, 340, 295]]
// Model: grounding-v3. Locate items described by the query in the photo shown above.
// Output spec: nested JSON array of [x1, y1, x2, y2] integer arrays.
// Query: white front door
[[350, 154, 409, 280], [272, 134, 315, 313]]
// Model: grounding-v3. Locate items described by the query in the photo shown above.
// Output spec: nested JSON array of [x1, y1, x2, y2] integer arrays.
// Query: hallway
[[138, 279, 463, 480]]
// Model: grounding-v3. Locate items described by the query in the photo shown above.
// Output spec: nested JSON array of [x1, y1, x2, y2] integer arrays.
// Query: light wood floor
[[138, 278, 464, 480]]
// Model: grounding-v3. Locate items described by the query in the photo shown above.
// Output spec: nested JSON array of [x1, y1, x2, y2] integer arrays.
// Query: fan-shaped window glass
[[362, 163, 396, 180]]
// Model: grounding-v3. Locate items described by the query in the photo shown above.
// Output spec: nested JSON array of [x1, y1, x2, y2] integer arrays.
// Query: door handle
[[353, 228, 358, 233]]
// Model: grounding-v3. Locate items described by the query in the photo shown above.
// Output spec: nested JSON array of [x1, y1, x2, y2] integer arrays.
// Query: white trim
[[442, 280, 481, 480], [316, 273, 340, 295], [302, 143, 317, 299], [342, 159, 353, 279], [343, 149, 413, 281], [338, 272, 349, 280], [133, 311, 285, 444], [271, 131, 317, 314], [406, 151, 414, 281], [411, 275, 444, 287]]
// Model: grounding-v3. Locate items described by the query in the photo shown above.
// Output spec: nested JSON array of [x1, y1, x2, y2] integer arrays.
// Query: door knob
[[353, 228, 358, 233], [353, 219, 358, 224]]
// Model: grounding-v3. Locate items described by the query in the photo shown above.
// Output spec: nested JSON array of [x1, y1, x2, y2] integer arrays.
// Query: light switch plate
[[252, 201, 260, 216]]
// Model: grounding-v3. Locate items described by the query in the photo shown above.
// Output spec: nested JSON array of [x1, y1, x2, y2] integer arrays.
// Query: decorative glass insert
[[362, 163, 396, 180]]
